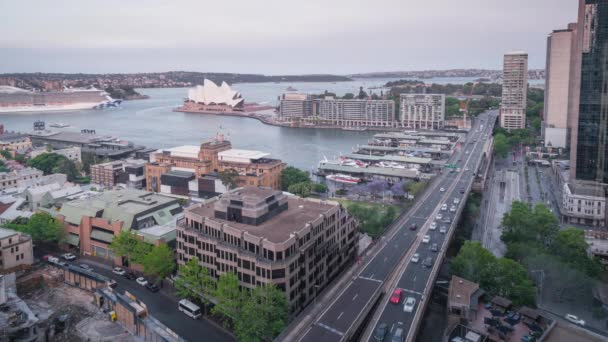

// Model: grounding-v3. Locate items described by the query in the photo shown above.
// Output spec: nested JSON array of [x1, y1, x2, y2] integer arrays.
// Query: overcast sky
[[0, 0, 578, 74]]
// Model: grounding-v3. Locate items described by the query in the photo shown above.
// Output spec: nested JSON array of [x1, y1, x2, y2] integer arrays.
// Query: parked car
[[403, 297, 416, 313], [390, 288, 403, 304], [409, 223, 417, 231], [430, 222, 437, 230], [439, 226, 448, 234], [422, 235, 431, 244], [565, 314, 585, 326], [62, 253, 76, 261], [423, 257, 433, 268], [113, 267, 126, 276], [411, 253, 420, 264], [430, 243, 438, 252], [372, 322, 389, 341], [146, 282, 160, 293], [136, 277, 148, 286], [79, 264, 92, 271], [124, 272, 137, 280]]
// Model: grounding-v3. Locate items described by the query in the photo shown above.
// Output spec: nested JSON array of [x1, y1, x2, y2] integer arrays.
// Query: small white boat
[[326, 174, 361, 184], [49, 123, 70, 128]]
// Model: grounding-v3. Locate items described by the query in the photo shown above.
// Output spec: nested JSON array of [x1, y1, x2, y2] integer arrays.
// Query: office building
[[400, 94, 445, 130], [278, 93, 313, 119], [500, 51, 528, 130], [57, 189, 182, 261], [0, 227, 34, 272], [91, 159, 147, 189], [543, 25, 576, 148], [315, 98, 396, 127], [176, 187, 358, 313]]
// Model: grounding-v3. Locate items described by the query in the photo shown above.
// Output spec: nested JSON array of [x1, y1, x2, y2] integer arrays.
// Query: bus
[[178, 299, 202, 319]]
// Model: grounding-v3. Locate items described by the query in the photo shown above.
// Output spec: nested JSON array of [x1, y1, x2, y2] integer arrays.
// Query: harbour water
[[0, 77, 542, 171]]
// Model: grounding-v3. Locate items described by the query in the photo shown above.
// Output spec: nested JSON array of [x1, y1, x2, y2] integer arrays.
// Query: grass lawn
[[333, 198, 406, 237]]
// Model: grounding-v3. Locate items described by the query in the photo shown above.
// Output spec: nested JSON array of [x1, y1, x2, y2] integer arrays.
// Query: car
[[146, 282, 160, 293], [441, 204, 447, 211], [62, 253, 76, 261], [439, 187, 445, 192], [136, 277, 148, 286], [465, 151, 470, 154], [79, 263, 92, 270], [411, 253, 420, 263], [453, 198, 460, 204], [113, 267, 126, 276], [391, 322, 405, 342], [42, 254, 53, 261], [124, 272, 137, 280], [436, 213, 443, 220], [439, 226, 448, 234], [430, 243, 438, 252], [459, 188, 465, 194], [465, 167, 470, 172], [390, 288, 403, 304], [422, 235, 431, 244], [423, 257, 433, 268], [372, 322, 389, 342], [565, 314, 585, 326], [443, 216, 452, 223], [450, 205, 457, 213], [409, 223, 418, 231], [403, 297, 416, 313], [430, 222, 437, 230], [456, 168, 461, 172], [107, 279, 117, 288]]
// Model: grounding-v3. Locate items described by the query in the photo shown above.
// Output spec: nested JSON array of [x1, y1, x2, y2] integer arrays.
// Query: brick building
[[176, 187, 358, 313]]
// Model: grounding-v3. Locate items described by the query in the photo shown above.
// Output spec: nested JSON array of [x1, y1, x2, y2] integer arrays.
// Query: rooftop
[[449, 276, 481, 308], [188, 190, 336, 243], [218, 149, 270, 160], [568, 182, 605, 198], [0, 227, 18, 239]]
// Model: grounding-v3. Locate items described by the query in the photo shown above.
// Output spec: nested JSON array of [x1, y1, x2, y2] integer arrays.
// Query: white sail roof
[[187, 79, 244, 107]]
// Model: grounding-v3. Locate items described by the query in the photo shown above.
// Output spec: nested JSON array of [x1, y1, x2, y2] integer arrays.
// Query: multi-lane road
[[297, 110, 498, 342]]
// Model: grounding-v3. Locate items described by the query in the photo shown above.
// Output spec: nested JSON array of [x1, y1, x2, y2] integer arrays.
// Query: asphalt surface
[[298, 111, 498, 342], [68, 258, 233, 342]]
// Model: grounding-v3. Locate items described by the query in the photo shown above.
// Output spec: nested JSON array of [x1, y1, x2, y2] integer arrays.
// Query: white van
[[178, 299, 202, 319]]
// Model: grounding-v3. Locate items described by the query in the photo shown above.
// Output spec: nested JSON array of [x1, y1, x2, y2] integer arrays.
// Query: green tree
[[174, 257, 215, 315], [0, 150, 12, 159], [493, 133, 509, 158], [405, 181, 426, 198], [212, 272, 243, 327], [501, 201, 534, 243], [280, 166, 310, 191], [531, 203, 559, 247], [450, 241, 496, 284], [142, 244, 175, 285], [14, 154, 26, 164], [312, 183, 328, 193], [550, 228, 602, 277], [109, 230, 144, 268], [288, 181, 312, 197], [28, 153, 79, 181], [343, 93, 354, 99], [219, 168, 239, 190], [6, 212, 64, 243], [234, 285, 288, 342]]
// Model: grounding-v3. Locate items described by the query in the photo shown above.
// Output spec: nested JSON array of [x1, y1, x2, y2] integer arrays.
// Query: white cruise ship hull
[[0, 102, 105, 113]]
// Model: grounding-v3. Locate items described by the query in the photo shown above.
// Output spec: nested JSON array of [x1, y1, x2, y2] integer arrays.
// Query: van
[[178, 299, 202, 319]]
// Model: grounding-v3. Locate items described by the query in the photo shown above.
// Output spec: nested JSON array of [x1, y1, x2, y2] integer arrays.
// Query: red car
[[390, 288, 403, 304], [42, 255, 53, 261]]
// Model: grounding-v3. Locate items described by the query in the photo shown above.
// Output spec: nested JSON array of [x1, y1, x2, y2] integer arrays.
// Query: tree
[[213, 272, 243, 327], [27, 153, 79, 181], [551, 228, 602, 277], [312, 183, 328, 193], [357, 86, 368, 99], [280, 166, 310, 191], [493, 133, 509, 158], [450, 241, 496, 284], [501, 201, 534, 243], [219, 168, 239, 190], [531, 203, 559, 247], [234, 285, 288, 342], [366, 179, 388, 198], [14, 154, 26, 164], [288, 181, 312, 197], [0, 150, 12, 159], [142, 244, 175, 285], [343, 93, 354, 99], [390, 181, 406, 197], [405, 181, 426, 198], [109, 230, 144, 268], [6, 212, 64, 243], [174, 257, 215, 315]]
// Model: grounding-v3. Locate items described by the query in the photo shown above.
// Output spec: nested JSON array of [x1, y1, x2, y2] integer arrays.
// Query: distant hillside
[[350, 69, 545, 80]]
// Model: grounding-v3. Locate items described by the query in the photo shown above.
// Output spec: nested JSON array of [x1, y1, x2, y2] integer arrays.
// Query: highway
[[297, 110, 498, 342]]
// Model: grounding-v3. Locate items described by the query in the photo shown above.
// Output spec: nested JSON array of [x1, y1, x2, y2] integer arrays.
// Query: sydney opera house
[[183, 79, 245, 112]]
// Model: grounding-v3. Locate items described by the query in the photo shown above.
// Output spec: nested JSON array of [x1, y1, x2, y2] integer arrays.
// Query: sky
[[0, 0, 579, 75]]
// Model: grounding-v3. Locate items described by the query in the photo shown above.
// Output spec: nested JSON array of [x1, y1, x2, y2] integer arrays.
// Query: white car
[[136, 277, 148, 286], [62, 253, 76, 261], [422, 235, 431, 244], [441, 204, 447, 211], [465, 167, 470, 172], [450, 205, 457, 213], [113, 267, 126, 276], [565, 314, 585, 326], [439, 187, 445, 192], [436, 213, 443, 220], [411, 253, 420, 264], [403, 297, 416, 313], [453, 198, 460, 204], [456, 168, 461, 172], [430, 222, 437, 230], [439, 226, 448, 234]]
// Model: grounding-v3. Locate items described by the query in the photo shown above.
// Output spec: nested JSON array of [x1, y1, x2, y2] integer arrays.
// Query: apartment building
[[315, 98, 396, 127], [91, 159, 147, 189], [0, 168, 43, 191], [500, 51, 528, 130], [400, 94, 445, 130], [278, 93, 313, 119], [0, 227, 34, 272], [176, 187, 358, 313]]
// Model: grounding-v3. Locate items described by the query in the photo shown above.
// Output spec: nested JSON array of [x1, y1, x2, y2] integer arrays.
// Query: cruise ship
[[0, 86, 118, 113]]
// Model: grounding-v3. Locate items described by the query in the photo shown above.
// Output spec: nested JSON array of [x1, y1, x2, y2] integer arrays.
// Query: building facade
[[500, 51, 528, 130], [400, 94, 445, 130], [176, 187, 358, 313], [91, 159, 146, 189], [0, 168, 43, 191], [543, 26, 576, 148], [562, 181, 606, 227], [278, 93, 313, 119], [0, 227, 34, 272], [315, 98, 396, 127]]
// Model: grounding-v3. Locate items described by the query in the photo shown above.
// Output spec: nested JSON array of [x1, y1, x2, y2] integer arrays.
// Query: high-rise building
[[278, 93, 313, 119], [400, 94, 445, 130], [176, 187, 358, 313], [500, 51, 528, 131], [543, 25, 576, 148], [574, 0, 608, 184]]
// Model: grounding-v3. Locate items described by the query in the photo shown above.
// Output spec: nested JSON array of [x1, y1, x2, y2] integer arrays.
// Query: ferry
[[286, 86, 298, 91], [326, 174, 362, 184], [49, 123, 70, 128], [342, 127, 367, 132]]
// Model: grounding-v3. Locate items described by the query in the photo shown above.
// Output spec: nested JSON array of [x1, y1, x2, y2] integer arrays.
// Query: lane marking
[[401, 288, 423, 296], [358, 276, 382, 283], [352, 294, 358, 301], [315, 322, 344, 336], [337, 312, 344, 320]]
